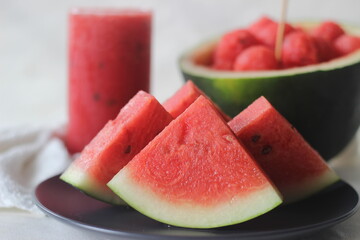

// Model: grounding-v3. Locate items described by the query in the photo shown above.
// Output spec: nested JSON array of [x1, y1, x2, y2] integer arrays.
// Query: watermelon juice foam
[[66, 8, 152, 153]]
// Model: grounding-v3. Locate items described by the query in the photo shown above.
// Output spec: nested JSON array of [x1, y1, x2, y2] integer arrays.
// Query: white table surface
[[2, 0, 360, 239]]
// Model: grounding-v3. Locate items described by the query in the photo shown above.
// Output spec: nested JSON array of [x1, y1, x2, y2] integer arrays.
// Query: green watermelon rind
[[179, 50, 360, 118], [60, 165, 126, 205], [108, 170, 282, 229]]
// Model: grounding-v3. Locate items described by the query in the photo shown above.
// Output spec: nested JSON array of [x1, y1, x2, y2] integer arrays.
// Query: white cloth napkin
[[0, 125, 72, 213]]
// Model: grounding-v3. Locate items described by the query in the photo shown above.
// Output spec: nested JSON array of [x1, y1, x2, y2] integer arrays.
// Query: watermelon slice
[[163, 80, 230, 120], [228, 96, 339, 203], [60, 91, 173, 204], [108, 96, 282, 228]]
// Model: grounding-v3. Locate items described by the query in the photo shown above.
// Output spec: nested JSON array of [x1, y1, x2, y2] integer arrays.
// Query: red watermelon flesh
[[60, 91, 173, 204], [108, 96, 282, 228], [163, 80, 231, 120], [228, 96, 339, 203]]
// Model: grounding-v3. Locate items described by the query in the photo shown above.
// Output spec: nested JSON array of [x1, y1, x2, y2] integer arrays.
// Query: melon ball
[[311, 21, 345, 42], [248, 16, 295, 48], [248, 16, 275, 34], [233, 45, 278, 71], [212, 29, 258, 70], [281, 31, 318, 68], [334, 34, 360, 56], [312, 37, 338, 62]]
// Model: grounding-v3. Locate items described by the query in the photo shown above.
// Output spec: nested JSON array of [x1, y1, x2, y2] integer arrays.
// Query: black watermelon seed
[[93, 93, 101, 101], [124, 145, 131, 154], [251, 134, 261, 143], [98, 62, 105, 69], [106, 99, 117, 106], [261, 145, 272, 155]]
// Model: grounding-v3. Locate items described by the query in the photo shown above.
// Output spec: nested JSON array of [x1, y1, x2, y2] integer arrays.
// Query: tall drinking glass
[[66, 8, 152, 153]]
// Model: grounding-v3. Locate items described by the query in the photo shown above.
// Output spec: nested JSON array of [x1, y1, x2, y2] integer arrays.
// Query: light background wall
[[1, 0, 359, 127]]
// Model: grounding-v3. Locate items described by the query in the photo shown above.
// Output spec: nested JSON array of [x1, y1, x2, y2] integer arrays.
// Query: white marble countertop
[[1, 0, 360, 239]]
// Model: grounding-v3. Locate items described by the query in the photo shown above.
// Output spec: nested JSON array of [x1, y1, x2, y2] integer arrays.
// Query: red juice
[[66, 8, 151, 153]]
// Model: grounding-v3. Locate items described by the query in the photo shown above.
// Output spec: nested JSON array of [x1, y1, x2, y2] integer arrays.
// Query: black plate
[[34, 175, 359, 240]]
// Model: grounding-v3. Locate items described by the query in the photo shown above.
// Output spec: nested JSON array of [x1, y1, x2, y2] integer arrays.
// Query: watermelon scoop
[[60, 91, 173, 205], [228, 96, 339, 203], [179, 21, 360, 160], [108, 96, 282, 228]]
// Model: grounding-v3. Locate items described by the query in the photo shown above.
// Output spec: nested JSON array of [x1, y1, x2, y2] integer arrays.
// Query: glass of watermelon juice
[[66, 8, 152, 154]]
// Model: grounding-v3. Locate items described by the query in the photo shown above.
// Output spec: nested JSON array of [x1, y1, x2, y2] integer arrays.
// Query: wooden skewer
[[275, 0, 289, 61]]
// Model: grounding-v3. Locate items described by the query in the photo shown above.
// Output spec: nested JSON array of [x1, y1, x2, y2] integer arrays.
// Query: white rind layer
[[60, 165, 126, 205], [108, 170, 283, 228], [282, 168, 340, 203]]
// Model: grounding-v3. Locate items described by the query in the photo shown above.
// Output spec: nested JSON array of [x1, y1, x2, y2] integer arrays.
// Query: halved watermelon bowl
[[179, 22, 360, 160]]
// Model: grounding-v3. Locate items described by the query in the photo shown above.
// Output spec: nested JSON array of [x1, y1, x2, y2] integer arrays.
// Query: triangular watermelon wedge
[[163, 80, 231, 120], [108, 96, 282, 228], [60, 91, 173, 204], [228, 96, 339, 203]]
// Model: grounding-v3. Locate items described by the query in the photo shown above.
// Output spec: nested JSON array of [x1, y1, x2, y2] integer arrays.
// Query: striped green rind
[[60, 165, 126, 205], [108, 170, 282, 229]]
